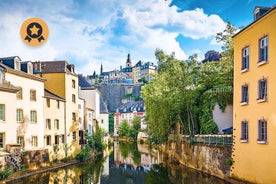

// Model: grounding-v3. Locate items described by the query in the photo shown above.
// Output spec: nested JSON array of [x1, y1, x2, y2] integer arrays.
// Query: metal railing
[[169, 134, 233, 145]]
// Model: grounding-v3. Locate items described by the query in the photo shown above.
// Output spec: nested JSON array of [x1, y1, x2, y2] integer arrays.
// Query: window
[[72, 94, 76, 103], [55, 135, 59, 145], [45, 135, 51, 146], [0, 104, 5, 121], [16, 109, 23, 122], [0, 133, 4, 148], [241, 121, 248, 142], [16, 87, 22, 100], [258, 78, 267, 101], [30, 110, 37, 123], [17, 136, 25, 148], [57, 100, 60, 109], [54, 119, 59, 130], [259, 36, 268, 63], [241, 85, 248, 104], [72, 79, 76, 88], [31, 136, 38, 147], [72, 131, 76, 141], [258, 119, 267, 143], [242, 47, 249, 70], [30, 89, 36, 101], [46, 119, 51, 130], [47, 98, 50, 107], [60, 135, 65, 143], [72, 112, 76, 121]]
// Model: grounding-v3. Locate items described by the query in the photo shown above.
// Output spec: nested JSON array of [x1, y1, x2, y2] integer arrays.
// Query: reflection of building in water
[[113, 142, 159, 172]]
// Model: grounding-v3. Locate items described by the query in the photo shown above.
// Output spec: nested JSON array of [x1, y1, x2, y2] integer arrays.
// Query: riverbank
[[1, 152, 102, 184]]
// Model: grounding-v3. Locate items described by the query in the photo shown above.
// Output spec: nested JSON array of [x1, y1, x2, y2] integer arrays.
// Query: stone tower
[[126, 53, 132, 67]]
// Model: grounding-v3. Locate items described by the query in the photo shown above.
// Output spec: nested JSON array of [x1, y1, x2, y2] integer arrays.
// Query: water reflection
[[7, 142, 229, 184]]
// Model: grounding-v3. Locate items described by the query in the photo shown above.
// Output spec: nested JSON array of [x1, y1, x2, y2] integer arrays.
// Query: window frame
[[45, 135, 51, 146], [31, 136, 38, 147], [258, 119, 268, 143], [258, 36, 268, 64], [240, 121, 249, 142], [72, 79, 76, 88], [0, 133, 5, 148], [30, 110, 37, 123], [0, 104, 5, 121], [257, 78, 268, 102], [46, 119, 51, 130], [72, 94, 76, 103], [241, 46, 249, 71], [241, 84, 249, 105], [17, 136, 25, 148], [54, 135, 59, 145], [16, 87, 23, 100], [16, 109, 24, 123], [54, 119, 59, 130], [30, 89, 37, 101]]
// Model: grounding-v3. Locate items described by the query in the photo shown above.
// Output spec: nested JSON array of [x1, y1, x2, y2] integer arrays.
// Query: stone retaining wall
[[162, 140, 232, 180]]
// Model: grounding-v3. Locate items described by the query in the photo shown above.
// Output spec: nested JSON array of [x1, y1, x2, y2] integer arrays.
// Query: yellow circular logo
[[20, 17, 49, 46]]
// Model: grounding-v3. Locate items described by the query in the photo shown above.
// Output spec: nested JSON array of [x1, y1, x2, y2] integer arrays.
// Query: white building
[[0, 65, 18, 149], [0, 56, 45, 150]]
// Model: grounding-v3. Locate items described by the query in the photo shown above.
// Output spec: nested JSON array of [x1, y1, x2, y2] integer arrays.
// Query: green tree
[[109, 113, 114, 134], [118, 120, 130, 137], [86, 127, 106, 152]]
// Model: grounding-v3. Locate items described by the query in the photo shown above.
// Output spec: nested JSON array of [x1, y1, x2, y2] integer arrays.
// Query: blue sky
[[0, 0, 275, 74]]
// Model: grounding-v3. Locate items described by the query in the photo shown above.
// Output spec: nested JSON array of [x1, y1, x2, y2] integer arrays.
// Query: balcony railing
[[168, 134, 233, 145]]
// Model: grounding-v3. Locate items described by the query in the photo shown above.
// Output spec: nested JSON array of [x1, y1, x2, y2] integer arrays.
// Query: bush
[[0, 167, 13, 180], [75, 148, 90, 162], [225, 157, 233, 166]]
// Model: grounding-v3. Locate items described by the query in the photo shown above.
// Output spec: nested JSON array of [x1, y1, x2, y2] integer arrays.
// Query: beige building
[[43, 89, 66, 161], [0, 57, 45, 150], [34, 60, 81, 156]]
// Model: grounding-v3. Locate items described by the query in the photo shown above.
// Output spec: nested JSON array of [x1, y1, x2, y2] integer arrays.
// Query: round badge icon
[[20, 17, 49, 46]]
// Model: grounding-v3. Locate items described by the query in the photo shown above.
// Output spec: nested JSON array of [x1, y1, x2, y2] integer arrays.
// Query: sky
[[0, 0, 275, 75]]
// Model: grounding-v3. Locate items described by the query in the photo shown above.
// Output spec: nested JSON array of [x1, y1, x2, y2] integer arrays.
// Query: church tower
[[100, 62, 103, 75], [126, 53, 132, 67]]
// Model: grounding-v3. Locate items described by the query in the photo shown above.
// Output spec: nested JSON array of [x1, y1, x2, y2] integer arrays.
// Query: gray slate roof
[[116, 100, 144, 113]]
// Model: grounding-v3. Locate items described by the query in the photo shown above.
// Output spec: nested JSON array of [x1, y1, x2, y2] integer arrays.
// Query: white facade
[[78, 98, 85, 131], [86, 108, 94, 135], [4, 63, 45, 150], [79, 87, 109, 133], [0, 81, 18, 148]]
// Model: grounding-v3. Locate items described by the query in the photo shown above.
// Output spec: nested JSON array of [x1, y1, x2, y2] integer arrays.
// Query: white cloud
[[0, 0, 226, 75]]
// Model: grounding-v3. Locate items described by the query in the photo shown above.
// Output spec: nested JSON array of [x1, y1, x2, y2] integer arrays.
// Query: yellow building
[[34, 61, 81, 157], [232, 6, 276, 183], [43, 89, 66, 161]]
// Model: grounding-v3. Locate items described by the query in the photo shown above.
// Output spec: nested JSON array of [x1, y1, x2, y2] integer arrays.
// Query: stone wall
[[163, 140, 232, 180], [95, 84, 142, 112], [21, 149, 50, 170]]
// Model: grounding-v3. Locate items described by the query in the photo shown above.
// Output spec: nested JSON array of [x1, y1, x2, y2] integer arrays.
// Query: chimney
[[34, 61, 42, 73], [254, 6, 271, 20]]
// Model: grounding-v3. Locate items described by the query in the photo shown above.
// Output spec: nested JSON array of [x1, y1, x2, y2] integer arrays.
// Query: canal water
[[7, 142, 230, 184]]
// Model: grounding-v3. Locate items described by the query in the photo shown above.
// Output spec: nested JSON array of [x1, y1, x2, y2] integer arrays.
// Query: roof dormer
[[14, 57, 21, 70], [254, 6, 271, 20]]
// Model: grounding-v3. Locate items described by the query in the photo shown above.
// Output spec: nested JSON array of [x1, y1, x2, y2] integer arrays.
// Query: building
[[43, 89, 66, 160], [0, 57, 45, 150], [232, 6, 276, 183], [0, 65, 19, 149], [34, 60, 81, 156], [114, 101, 145, 136], [78, 75, 109, 134]]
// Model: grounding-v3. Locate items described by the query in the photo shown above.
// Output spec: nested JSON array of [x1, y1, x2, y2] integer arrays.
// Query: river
[[7, 142, 230, 184]]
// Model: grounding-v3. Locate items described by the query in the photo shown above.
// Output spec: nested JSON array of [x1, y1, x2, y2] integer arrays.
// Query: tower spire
[[100, 62, 103, 75]]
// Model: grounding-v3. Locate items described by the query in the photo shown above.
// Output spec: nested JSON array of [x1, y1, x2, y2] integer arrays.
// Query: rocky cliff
[[95, 83, 142, 112]]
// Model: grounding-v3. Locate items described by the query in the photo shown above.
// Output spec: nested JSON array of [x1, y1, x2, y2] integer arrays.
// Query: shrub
[[0, 167, 13, 180]]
